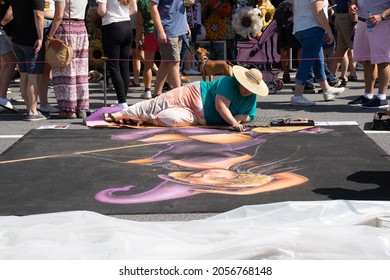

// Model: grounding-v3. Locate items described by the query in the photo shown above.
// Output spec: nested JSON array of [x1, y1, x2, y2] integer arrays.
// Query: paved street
[[1, 71, 389, 221]]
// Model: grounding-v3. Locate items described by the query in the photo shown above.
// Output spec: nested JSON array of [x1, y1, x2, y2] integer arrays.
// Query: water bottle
[[367, 10, 375, 32]]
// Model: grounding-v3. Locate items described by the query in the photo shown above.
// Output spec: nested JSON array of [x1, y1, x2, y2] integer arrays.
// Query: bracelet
[[0, 22, 4, 29], [47, 35, 54, 40]]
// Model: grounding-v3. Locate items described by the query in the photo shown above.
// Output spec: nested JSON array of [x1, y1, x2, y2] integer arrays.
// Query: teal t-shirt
[[200, 76, 257, 125]]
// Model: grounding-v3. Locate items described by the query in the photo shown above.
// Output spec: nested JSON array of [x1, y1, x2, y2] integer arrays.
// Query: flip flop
[[129, 81, 141, 87]]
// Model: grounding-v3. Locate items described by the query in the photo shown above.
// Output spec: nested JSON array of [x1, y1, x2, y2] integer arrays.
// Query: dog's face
[[196, 47, 209, 59]]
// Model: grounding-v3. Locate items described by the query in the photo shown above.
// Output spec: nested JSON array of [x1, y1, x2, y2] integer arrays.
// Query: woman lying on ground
[[102, 65, 269, 132]]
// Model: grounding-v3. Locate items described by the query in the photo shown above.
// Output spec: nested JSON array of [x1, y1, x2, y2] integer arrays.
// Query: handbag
[[45, 0, 73, 68], [46, 38, 73, 68]]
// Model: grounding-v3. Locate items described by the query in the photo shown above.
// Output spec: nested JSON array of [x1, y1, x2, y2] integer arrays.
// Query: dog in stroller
[[235, 20, 284, 94]]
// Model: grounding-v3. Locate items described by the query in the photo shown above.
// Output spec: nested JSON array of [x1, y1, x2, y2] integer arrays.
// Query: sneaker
[[323, 87, 345, 101], [328, 78, 342, 87], [140, 90, 152, 99], [25, 111, 46, 121], [361, 97, 389, 109], [347, 75, 358, 82], [290, 96, 315, 106], [348, 95, 371, 106], [182, 68, 200, 75], [292, 84, 316, 94], [0, 106, 5, 113], [0, 97, 18, 113], [40, 104, 59, 113]]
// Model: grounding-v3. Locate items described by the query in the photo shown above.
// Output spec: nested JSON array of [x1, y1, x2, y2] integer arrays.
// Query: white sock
[[377, 94, 387, 100], [119, 102, 128, 108], [364, 93, 373, 99]]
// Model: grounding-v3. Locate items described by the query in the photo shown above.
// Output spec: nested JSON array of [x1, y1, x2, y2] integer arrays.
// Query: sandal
[[129, 81, 141, 87], [102, 112, 120, 123]]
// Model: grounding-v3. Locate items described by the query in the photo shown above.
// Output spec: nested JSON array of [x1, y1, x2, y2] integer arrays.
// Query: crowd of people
[[0, 0, 389, 124]]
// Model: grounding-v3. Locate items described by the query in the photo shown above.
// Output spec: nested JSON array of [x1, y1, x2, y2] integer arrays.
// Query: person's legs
[[38, 62, 54, 109], [119, 39, 131, 102], [140, 34, 159, 99], [130, 46, 141, 86], [294, 28, 323, 97], [104, 82, 203, 126], [0, 51, 16, 99], [154, 36, 182, 96], [141, 51, 156, 99], [102, 21, 131, 105], [0, 32, 18, 112], [347, 49, 357, 80], [377, 62, 389, 96]]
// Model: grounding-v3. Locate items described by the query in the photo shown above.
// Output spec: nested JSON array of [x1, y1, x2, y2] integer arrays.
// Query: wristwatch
[[381, 12, 387, 20]]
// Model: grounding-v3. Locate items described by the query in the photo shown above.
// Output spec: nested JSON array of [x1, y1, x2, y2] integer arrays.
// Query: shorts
[[277, 24, 301, 51], [334, 13, 353, 50], [353, 20, 390, 64], [12, 42, 44, 74], [159, 36, 182, 62], [143, 33, 159, 52], [0, 29, 13, 56]]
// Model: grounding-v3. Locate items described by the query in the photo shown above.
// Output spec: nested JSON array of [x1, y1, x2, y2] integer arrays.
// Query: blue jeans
[[294, 27, 327, 86]]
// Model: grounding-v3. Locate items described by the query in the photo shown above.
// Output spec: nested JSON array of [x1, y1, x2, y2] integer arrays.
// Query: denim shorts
[[12, 42, 45, 74], [0, 29, 13, 56]]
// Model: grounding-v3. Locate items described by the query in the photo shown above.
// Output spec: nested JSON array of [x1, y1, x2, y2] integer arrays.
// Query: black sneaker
[[361, 97, 389, 109], [348, 95, 371, 106]]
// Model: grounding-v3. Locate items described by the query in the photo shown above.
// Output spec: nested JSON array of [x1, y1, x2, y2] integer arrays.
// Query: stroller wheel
[[267, 82, 277, 94], [276, 79, 284, 91]]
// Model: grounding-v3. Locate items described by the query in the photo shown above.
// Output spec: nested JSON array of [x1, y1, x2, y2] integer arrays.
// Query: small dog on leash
[[195, 47, 233, 81]]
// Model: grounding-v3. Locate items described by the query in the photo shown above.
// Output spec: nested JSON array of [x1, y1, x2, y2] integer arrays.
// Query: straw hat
[[233, 65, 269, 96]]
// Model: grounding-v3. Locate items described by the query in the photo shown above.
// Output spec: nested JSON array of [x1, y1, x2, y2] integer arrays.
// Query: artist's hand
[[232, 121, 245, 132]]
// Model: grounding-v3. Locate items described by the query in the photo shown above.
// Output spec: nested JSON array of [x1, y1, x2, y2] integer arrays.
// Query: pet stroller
[[235, 20, 283, 94]]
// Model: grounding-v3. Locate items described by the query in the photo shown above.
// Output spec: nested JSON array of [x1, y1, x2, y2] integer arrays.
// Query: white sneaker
[[141, 91, 152, 99], [323, 87, 345, 101], [40, 104, 59, 113], [290, 96, 315, 106], [0, 97, 18, 112]]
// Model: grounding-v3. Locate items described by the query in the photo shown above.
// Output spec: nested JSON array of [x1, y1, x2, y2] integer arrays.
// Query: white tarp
[[1, 200, 390, 259]]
